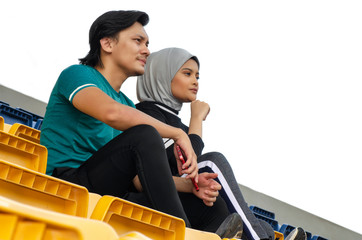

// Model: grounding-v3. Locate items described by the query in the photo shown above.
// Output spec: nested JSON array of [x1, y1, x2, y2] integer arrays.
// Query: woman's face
[[171, 59, 199, 102]]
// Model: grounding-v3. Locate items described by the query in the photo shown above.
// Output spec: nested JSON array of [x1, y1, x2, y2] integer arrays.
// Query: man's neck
[[95, 65, 128, 93]]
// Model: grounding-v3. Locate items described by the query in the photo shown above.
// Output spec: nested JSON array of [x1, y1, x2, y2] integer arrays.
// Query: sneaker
[[258, 219, 275, 240], [285, 227, 307, 240], [215, 212, 243, 239]]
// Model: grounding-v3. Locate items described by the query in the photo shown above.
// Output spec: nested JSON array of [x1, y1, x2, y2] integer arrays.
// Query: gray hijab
[[137, 48, 199, 111]]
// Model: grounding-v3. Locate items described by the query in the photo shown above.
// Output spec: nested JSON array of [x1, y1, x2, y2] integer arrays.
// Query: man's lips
[[138, 58, 147, 66]]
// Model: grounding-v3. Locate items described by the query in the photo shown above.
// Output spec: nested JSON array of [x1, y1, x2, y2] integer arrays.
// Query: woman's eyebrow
[[181, 67, 196, 72]]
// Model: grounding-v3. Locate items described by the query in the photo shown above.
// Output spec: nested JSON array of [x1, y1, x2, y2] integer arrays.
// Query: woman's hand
[[190, 100, 210, 121], [193, 172, 221, 206], [188, 100, 210, 138]]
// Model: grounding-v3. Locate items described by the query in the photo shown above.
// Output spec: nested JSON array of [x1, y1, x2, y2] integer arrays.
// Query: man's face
[[111, 22, 150, 77]]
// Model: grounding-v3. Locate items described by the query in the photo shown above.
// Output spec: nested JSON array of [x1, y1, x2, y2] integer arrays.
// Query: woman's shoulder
[[136, 101, 158, 112], [136, 101, 172, 122]]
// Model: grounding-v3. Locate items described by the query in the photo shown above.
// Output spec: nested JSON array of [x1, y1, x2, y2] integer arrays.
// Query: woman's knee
[[199, 152, 229, 166]]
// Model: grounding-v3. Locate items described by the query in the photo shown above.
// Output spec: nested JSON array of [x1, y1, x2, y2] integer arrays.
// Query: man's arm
[[72, 86, 198, 178]]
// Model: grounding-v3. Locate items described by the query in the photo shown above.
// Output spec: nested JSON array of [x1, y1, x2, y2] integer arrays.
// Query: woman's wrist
[[190, 114, 204, 123]]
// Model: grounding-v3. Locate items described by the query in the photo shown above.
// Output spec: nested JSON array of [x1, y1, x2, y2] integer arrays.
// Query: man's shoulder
[[58, 64, 99, 84], [61, 64, 92, 75]]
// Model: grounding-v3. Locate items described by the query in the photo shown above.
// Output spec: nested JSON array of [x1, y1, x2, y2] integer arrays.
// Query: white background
[[1, 0, 361, 235]]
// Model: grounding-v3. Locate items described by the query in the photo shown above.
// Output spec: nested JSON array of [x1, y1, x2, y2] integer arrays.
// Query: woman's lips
[[190, 88, 198, 94]]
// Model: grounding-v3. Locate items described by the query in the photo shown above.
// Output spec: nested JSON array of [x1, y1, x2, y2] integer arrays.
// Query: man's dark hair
[[79, 10, 149, 67]]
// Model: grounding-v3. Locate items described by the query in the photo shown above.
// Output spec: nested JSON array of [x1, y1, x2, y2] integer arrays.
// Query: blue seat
[[279, 224, 296, 237], [306, 231, 312, 240], [253, 212, 279, 231], [312, 236, 328, 240], [0, 100, 10, 106], [16, 107, 44, 129], [0, 104, 33, 127], [249, 205, 275, 219], [34, 118, 43, 129]]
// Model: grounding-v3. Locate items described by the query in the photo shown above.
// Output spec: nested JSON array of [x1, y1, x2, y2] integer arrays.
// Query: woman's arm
[[188, 100, 210, 138], [133, 173, 221, 207], [173, 172, 221, 206]]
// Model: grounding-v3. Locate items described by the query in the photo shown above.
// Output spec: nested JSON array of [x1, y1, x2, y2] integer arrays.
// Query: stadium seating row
[[249, 205, 328, 240], [0, 101, 43, 130], [1, 102, 329, 240], [0, 115, 235, 240]]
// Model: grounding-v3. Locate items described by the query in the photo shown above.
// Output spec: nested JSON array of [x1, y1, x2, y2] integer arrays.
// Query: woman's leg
[[197, 152, 269, 240], [178, 192, 230, 232], [258, 219, 275, 240], [53, 124, 190, 226]]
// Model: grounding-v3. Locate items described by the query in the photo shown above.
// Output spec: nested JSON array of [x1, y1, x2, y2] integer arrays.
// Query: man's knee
[[127, 124, 164, 149]]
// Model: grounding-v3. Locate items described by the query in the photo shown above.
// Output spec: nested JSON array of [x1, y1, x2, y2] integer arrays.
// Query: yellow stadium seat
[[275, 230, 284, 240], [8, 123, 41, 144], [0, 116, 4, 131], [0, 196, 121, 240], [90, 195, 186, 240], [88, 192, 102, 218], [0, 160, 89, 217], [119, 232, 153, 240], [0, 130, 47, 173], [185, 227, 221, 240], [3, 123, 12, 132]]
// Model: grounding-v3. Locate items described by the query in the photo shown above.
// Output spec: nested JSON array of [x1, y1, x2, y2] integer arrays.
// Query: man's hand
[[173, 132, 198, 181], [193, 172, 221, 206]]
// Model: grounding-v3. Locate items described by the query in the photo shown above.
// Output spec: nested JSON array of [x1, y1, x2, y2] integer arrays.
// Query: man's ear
[[99, 37, 114, 53]]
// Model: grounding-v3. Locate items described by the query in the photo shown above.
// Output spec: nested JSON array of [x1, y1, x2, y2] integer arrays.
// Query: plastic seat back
[[0, 160, 89, 217], [0, 116, 4, 131], [8, 123, 41, 144], [275, 231, 284, 240], [184, 228, 221, 240], [0, 131, 46, 173], [279, 224, 295, 237], [90, 195, 186, 240], [0, 104, 33, 127], [16, 107, 44, 130], [0, 196, 119, 240]]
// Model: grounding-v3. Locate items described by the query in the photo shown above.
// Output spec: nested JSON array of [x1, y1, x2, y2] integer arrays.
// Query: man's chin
[[130, 69, 145, 77]]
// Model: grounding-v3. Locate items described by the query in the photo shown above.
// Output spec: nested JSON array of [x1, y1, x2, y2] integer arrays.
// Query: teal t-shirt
[[40, 64, 135, 175]]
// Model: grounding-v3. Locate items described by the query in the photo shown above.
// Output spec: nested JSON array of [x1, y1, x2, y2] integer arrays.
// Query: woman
[[136, 47, 306, 240]]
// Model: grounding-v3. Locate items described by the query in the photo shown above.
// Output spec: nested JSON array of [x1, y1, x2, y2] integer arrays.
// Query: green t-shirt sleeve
[[57, 65, 98, 103]]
